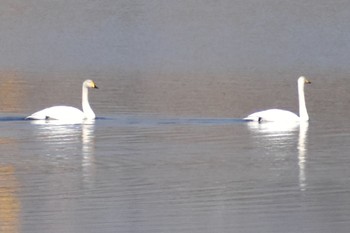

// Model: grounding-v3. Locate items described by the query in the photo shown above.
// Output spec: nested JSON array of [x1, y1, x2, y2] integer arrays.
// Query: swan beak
[[305, 79, 311, 84], [94, 84, 99, 89]]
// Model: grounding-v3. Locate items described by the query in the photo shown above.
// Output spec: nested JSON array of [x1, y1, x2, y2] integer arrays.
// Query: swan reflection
[[81, 121, 96, 186], [247, 121, 309, 191], [30, 120, 96, 185], [298, 122, 309, 191], [247, 121, 299, 135]]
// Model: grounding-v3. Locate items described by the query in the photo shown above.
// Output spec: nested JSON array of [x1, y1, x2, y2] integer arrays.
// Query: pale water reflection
[[298, 122, 309, 191], [0, 166, 20, 233], [81, 122, 96, 186], [247, 121, 309, 191], [29, 120, 96, 186]]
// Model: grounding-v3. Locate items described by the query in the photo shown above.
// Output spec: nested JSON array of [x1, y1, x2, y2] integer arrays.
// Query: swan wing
[[26, 106, 85, 120], [244, 109, 300, 122]]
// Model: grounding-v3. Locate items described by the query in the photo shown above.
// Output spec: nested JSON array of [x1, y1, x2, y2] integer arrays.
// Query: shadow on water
[[0, 115, 245, 125], [0, 116, 26, 122]]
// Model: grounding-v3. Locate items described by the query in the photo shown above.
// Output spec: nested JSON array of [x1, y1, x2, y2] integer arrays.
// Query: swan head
[[298, 76, 311, 85], [84, 80, 98, 89]]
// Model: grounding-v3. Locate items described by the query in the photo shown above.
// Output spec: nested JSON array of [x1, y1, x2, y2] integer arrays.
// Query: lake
[[2, 1, 350, 233], [0, 72, 350, 233]]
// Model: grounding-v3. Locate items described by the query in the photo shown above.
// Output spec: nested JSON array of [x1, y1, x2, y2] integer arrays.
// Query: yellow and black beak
[[305, 79, 311, 84], [92, 82, 98, 89]]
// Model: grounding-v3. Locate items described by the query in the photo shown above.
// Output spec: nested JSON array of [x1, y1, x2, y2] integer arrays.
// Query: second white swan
[[244, 76, 311, 122], [26, 79, 98, 121]]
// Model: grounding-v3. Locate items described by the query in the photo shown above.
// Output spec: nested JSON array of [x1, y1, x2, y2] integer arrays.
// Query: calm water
[[2, 1, 350, 233], [0, 73, 350, 233]]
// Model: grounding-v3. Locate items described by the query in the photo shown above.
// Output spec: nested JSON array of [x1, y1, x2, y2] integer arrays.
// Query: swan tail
[[25, 111, 47, 120], [243, 113, 261, 122]]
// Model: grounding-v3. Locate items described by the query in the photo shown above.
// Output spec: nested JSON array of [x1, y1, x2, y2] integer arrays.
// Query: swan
[[26, 79, 98, 120], [244, 76, 311, 122]]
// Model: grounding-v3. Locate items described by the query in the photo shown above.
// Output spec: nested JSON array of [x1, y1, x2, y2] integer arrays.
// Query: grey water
[[2, 1, 350, 233], [1, 74, 350, 233]]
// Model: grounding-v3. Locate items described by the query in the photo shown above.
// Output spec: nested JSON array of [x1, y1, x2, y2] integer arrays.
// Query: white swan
[[26, 80, 98, 120], [244, 76, 311, 122]]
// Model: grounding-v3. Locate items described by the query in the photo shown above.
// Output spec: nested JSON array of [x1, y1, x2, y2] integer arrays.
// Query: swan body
[[244, 76, 311, 123], [26, 80, 98, 120], [245, 109, 300, 122]]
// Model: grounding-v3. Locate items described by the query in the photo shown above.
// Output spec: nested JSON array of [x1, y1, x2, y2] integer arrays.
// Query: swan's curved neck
[[298, 81, 309, 121], [82, 85, 95, 119]]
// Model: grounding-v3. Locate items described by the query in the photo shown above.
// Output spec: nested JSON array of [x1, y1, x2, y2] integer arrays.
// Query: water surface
[[0, 73, 350, 233]]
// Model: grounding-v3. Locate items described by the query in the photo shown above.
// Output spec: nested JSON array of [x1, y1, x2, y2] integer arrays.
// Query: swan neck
[[82, 85, 95, 119], [298, 81, 309, 121]]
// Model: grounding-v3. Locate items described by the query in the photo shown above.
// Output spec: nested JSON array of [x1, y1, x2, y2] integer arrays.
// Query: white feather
[[244, 76, 311, 122], [26, 80, 98, 121]]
